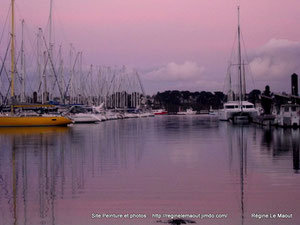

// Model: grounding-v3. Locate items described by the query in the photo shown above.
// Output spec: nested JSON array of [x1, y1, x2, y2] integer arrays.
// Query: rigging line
[[54, 5, 70, 49], [0, 61, 12, 96], [222, 64, 232, 93], [3, 78, 12, 106], [23, 22, 39, 69], [37, 52, 50, 93], [0, 4, 11, 46], [107, 69, 116, 93], [229, 30, 238, 64], [14, 50, 23, 83], [24, 22, 37, 54], [0, 37, 11, 79], [222, 29, 238, 94], [63, 52, 80, 98], [41, 32, 64, 100], [0, 56, 11, 84], [241, 31, 255, 88], [22, 23, 36, 94], [49, 0, 58, 50], [51, 49, 64, 92]]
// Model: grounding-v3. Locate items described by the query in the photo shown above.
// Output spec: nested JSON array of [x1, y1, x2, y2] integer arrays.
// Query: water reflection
[[0, 120, 147, 225], [261, 128, 300, 173], [0, 117, 299, 225], [225, 124, 247, 225], [0, 127, 69, 225]]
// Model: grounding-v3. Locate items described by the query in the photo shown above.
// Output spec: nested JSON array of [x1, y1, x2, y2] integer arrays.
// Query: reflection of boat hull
[[0, 116, 72, 127], [233, 114, 250, 124], [0, 126, 69, 134], [220, 111, 257, 123]]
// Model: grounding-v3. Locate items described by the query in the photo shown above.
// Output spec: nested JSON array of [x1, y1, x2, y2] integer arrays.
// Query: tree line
[[151, 90, 261, 113]]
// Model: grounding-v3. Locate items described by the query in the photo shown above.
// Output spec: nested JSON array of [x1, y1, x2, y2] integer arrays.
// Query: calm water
[[0, 115, 299, 225]]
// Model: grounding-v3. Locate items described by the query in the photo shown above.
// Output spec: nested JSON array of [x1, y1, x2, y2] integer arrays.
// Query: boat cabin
[[276, 104, 300, 127], [224, 101, 255, 110]]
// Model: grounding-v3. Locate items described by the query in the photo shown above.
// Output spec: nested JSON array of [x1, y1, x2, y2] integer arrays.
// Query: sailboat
[[0, 0, 72, 127], [219, 7, 258, 123]]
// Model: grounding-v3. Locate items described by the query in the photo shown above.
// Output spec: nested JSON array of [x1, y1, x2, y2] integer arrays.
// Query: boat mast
[[136, 70, 145, 107], [11, 0, 15, 108], [21, 19, 26, 102], [237, 6, 243, 108], [58, 45, 64, 102], [37, 28, 43, 102], [49, 0, 53, 49], [90, 64, 93, 105], [48, 0, 53, 101], [79, 52, 83, 103], [43, 50, 48, 104], [69, 43, 73, 103]]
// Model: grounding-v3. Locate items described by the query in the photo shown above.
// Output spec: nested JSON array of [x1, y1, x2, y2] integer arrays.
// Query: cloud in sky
[[144, 61, 205, 81], [142, 39, 300, 94], [249, 39, 300, 81], [141, 61, 225, 94]]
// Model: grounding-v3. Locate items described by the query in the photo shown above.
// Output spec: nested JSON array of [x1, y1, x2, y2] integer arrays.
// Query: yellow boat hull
[[0, 116, 72, 127]]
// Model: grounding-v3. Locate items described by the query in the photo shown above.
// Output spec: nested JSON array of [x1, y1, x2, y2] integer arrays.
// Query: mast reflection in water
[[0, 116, 300, 225]]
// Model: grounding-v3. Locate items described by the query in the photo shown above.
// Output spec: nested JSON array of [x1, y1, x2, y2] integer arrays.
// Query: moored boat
[[0, 114, 72, 127], [219, 101, 258, 122], [275, 104, 300, 128], [177, 108, 197, 115], [68, 106, 100, 123], [0, 0, 72, 127], [153, 109, 168, 115], [219, 7, 258, 124], [70, 113, 100, 123]]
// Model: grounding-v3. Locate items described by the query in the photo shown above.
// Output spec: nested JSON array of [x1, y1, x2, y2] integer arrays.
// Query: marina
[[0, 116, 300, 225], [1, 0, 300, 225]]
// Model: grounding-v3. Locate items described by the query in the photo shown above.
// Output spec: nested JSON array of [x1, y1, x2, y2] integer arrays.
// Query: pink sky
[[1, 0, 300, 93]]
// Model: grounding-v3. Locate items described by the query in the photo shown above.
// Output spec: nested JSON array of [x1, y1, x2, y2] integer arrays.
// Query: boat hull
[[71, 113, 100, 123], [154, 111, 168, 115], [0, 116, 72, 127]]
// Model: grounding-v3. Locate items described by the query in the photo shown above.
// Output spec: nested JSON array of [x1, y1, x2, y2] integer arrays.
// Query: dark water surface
[[0, 115, 299, 225]]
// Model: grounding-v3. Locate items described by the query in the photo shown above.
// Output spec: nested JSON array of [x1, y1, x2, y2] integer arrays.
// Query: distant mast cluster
[[1, 0, 146, 110]]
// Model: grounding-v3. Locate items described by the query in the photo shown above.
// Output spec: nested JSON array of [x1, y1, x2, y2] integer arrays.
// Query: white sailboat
[[219, 7, 258, 123], [68, 106, 100, 123]]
